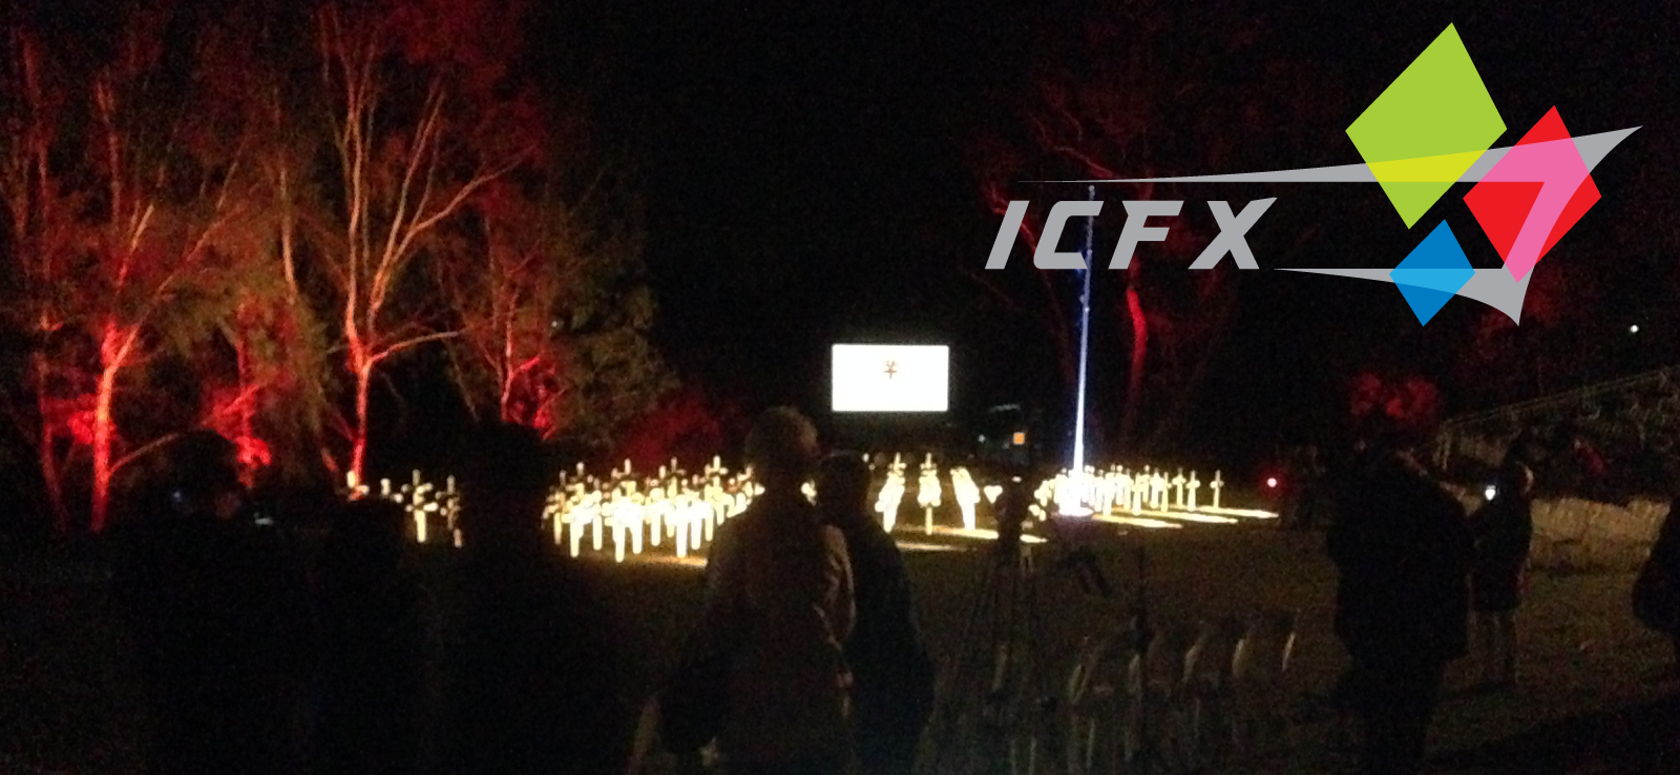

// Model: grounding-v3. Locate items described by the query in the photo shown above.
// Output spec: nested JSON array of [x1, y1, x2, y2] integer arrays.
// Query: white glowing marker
[[1053, 473, 1088, 517], [569, 498, 598, 558], [688, 499, 705, 554], [952, 467, 981, 530], [917, 457, 942, 535], [592, 496, 605, 552], [876, 469, 905, 533]]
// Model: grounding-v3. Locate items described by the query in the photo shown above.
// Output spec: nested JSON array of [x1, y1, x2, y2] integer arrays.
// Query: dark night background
[[13, 0, 1675, 480], [4, 8, 1680, 773], [522, 0, 1680, 473]]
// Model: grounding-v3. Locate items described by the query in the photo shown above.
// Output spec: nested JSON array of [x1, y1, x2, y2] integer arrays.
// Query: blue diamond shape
[[1390, 221, 1474, 325]]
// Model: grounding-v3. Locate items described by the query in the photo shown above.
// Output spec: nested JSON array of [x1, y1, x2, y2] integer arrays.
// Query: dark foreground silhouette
[[1430, 689, 1680, 774]]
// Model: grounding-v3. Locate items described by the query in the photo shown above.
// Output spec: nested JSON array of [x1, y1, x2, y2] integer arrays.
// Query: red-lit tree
[[311, 0, 540, 488], [1349, 371, 1443, 437], [2, 7, 266, 530], [539, 203, 672, 449], [610, 384, 740, 473], [4, 0, 665, 526], [444, 155, 671, 447], [1455, 256, 1603, 406], [971, 2, 1346, 452], [445, 179, 574, 435], [2, 23, 80, 527]]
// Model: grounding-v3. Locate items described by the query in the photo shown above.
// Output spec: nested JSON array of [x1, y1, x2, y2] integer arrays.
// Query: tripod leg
[[927, 557, 1000, 775]]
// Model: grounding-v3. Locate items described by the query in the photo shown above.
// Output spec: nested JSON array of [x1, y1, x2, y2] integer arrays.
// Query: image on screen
[[831, 344, 949, 412]]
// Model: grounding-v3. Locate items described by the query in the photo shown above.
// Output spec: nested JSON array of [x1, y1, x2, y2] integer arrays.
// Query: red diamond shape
[[1464, 108, 1600, 270]]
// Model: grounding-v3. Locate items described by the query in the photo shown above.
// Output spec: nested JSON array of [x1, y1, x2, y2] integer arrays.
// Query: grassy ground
[[3, 520, 1675, 774]]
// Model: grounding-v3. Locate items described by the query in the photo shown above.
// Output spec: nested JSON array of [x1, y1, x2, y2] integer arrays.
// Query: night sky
[[21, 0, 1673, 473], [529, 1, 1679, 470]]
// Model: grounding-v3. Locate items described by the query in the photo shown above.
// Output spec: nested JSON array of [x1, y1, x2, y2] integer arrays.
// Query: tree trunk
[[500, 375, 516, 425], [1147, 277, 1235, 450], [235, 333, 256, 484], [90, 327, 126, 533], [350, 357, 372, 492], [31, 352, 70, 532], [1120, 265, 1149, 447], [38, 418, 67, 532], [278, 167, 302, 306], [500, 324, 516, 424]]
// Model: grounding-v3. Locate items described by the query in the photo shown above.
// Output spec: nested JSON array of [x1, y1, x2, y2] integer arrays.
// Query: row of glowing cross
[[346, 454, 1272, 560], [1050, 466, 1229, 516], [349, 457, 762, 560], [548, 457, 759, 562], [1044, 466, 1285, 530], [352, 470, 464, 547], [874, 453, 982, 533]]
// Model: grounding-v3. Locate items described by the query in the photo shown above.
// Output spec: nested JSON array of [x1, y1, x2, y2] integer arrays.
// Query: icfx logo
[[984, 24, 1638, 326]]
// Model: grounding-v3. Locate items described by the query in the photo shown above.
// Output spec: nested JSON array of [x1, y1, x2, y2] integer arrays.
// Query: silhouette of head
[[163, 429, 246, 519], [457, 422, 552, 548], [342, 497, 408, 541], [997, 474, 1032, 519], [331, 498, 409, 567], [816, 451, 871, 519], [744, 407, 819, 493], [1497, 459, 1536, 499]]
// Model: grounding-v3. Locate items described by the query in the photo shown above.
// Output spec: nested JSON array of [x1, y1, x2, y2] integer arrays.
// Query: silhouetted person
[[439, 422, 629, 775], [1328, 427, 1473, 775], [1281, 445, 1324, 530], [701, 407, 855, 775], [111, 430, 314, 775], [1638, 492, 1680, 673], [1469, 458, 1535, 690], [314, 498, 440, 774], [817, 452, 933, 775], [993, 475, 1032, 566]]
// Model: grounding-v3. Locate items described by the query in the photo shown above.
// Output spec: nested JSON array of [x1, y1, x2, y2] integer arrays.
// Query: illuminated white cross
[[876, 471, 904, 533], [917, 461, 942, 535]]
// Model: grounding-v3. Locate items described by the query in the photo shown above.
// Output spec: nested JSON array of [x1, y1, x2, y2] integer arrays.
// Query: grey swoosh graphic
[[1276, 266, 1536, 323], [1038, 127, 1637, 184], [1045, 126, 1634, 322]]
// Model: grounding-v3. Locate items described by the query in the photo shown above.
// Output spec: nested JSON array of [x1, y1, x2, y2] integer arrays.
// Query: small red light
[[1265, 477, 1278, 489]]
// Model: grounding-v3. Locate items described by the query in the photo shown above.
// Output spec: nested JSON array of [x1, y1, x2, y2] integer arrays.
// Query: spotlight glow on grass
[[1105, 516, 1184, 529], [1200, 507, 1280, 519], [926, 525, 1048, 543], [894, 541, 966, 553], [1094, 511, 1238, 525]]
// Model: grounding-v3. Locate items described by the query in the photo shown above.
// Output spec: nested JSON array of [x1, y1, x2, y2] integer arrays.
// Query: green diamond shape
[[1346, 24, 1506, 228]]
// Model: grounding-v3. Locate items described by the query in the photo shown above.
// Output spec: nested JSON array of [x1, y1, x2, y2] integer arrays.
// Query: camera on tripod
[[991, 473, 1112, 598]]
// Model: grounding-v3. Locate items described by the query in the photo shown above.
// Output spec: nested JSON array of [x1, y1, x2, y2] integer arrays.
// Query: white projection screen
[[831, 344, 949, 412]]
